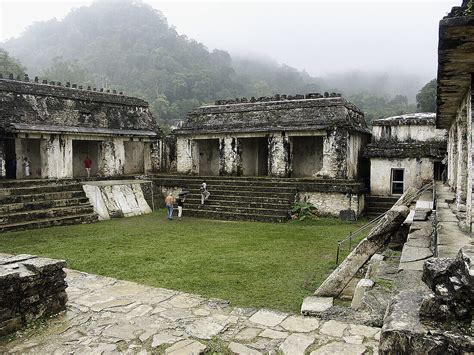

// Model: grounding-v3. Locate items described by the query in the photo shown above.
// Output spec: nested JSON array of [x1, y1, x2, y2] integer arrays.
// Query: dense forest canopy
[[1, 0, 432, 129]]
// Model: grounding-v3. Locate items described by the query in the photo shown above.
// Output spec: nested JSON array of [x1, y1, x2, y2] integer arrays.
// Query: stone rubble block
[[350, 278, 374, 310], [300, 296, 333, 315], [259, 328, 289, 339], [248, 309, 288, 327], [280, 315, 319, 332]]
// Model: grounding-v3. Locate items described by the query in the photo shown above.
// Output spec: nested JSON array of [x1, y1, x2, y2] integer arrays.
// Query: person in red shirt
[[84, 156, 92, 178]]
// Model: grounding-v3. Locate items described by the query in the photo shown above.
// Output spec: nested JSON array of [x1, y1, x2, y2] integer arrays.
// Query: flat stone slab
[[279, 333, 314, 355], [400, 245, 433, 263], [280, 315, 319, 332], [151, 333, 183, 348], [301, 296, 333, 315], [259, 329, 289, 339], [248, 309, 288, 327], [234, 327, 262, 341], [319, 320, 348, 337], [310, 341, 366, 354], [164, 339, 207, 355], [229, 342, 262, 355], [415, 200, 433, 210]]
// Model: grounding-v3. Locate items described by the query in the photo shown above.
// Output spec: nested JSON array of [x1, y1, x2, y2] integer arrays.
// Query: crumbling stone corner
[[268, 133, 290, 177], [0, 254, 68, 337]]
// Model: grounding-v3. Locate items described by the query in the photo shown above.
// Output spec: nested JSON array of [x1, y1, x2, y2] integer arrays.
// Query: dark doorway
[[72, 140, 100, 177], [240, 137, 268, 176], [434, 161, 446, 181], [4, 138, 16, 179]]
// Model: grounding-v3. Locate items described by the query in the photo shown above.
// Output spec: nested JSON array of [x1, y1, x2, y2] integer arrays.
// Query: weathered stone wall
[[40, 135, 73, 179], [97, 138, 125, 177], [176, 137, 195, 174], [268, 133, 290, 177], [317, 128, 348, 179], [0, 139, 4, 177], [298, 191, 365, 217], [370, 158, 435, 196], [0, 254, 67, 337]]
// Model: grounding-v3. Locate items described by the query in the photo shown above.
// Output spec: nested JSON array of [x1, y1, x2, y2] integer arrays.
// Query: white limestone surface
[[82, 180, 152, 220]]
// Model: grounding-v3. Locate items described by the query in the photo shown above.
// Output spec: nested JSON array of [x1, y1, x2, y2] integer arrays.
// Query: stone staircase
[[153, 176, 298, 223], [0, 179, 97, 233], [365, 195, 400, 219]]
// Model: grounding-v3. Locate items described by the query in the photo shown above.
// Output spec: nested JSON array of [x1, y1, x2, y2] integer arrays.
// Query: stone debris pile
[[0, 254, 68, 337]]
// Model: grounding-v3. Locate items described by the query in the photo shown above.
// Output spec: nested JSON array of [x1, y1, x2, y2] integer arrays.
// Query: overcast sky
[[0, 0, 460, 78]]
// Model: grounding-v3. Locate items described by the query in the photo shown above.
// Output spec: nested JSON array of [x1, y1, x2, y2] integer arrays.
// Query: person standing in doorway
[[84, 156, 92, 178], [200, 181, 210, 205], [23, 157, 31, 178], [165, 192, 174, 220]]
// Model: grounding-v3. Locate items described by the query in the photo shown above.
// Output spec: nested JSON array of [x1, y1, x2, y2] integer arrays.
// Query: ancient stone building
[[174, 93, 370, 179], [366, 113, 447, 196], [0, 75, 163, 180], [437, 2, 474, 232]]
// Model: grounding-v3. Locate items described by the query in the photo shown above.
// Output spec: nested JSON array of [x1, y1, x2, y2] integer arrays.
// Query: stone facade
[[174, 94, 370, 179], [365, 113, 447, 196], [0, 254, 68, 337], [436, 4, 474, 232], [0, 76, 163, 179]]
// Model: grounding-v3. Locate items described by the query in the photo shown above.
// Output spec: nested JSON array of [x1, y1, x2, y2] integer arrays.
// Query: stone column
[[317, 128, 348, 179], [98, 138, 125, 177], [0, 139, 5, 178], [448, 124, 458, 187], [456, 112, 468, 209], [149, 140, 161, 173], [219, 136, 240, 176], [268, 133, 290, 177], [40, 135, 73, 179], [467, 78, 473, 231]]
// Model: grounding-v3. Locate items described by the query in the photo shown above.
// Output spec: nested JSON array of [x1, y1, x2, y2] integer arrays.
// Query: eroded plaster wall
[[370, 157, 434, 196], [317, 128, 348, 179], [40, 135, 73, 179], [124, 141, 145, 175], [219, 136, 240, 176], [291, 136, 323, 177], [298, 191, 365, 217], [373, 125, 446, 142], [197, 139, 219, 176], [176, 137, 194, 174]]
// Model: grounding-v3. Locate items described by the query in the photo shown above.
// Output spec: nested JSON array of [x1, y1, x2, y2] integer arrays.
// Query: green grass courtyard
[[0, 211, 366, 313]]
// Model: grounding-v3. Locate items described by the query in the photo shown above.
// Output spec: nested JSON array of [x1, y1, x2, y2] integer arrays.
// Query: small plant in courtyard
[[291, 201, 319, 221]]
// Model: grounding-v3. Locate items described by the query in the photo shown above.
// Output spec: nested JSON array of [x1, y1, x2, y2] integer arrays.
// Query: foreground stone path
[[0, 270, 380, 354]]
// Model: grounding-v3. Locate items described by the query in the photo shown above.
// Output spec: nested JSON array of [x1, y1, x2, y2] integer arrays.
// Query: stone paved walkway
[[0, 270, 380, 354]]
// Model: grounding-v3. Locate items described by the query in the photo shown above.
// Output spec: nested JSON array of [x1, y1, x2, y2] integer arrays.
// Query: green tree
[[0, 48, 25, 77], [416, 79, 437, 112]]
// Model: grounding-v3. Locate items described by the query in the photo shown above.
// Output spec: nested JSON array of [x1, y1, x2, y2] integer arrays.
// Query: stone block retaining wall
[[0, 254, 67, 337]]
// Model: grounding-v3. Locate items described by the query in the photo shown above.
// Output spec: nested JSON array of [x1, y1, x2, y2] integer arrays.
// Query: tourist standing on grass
[[165, 192, 174, 220], [200, 181, 210, 205], [177, 195, 185, 219], [84, 156, 92, 178], [23, 157, 31, 178]]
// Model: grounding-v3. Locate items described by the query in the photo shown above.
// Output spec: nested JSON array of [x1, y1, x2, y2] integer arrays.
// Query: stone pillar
[[467, 78, 473, 231], [448, 124, 458, 187], [0, 139, 5, 178], [456, 111, 468, 209], [318, 128, 348, 179], [40, 135, 73, 179], [176, 137, 197, 174], [219, 136, 240, 175], [149, 140, 161, 173], [268, 133, 290, 177], [98, 138, 125, 177]]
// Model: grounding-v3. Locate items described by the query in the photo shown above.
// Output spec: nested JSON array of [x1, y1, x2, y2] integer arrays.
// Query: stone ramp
[[0, 179, 97, 233], [0, 269, 381, 354]]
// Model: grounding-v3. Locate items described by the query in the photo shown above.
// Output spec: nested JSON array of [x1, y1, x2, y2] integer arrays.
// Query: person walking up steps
[[200, 181, 210, 205], [165, 192, 174, 220]]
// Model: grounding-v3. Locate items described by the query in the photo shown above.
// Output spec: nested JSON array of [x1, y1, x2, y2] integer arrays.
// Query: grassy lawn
[[0, 211, 366, 313]]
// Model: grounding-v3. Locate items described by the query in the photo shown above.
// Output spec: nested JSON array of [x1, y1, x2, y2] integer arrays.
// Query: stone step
[[182, 197, 291, 209], [184, 188, 295, 198], [183, 204, 289, 216], [0, 197, 90, 214], [0, 213, 98, 233], [0, 190, 86, 204], [0, 179, 79, 189], [183, 208, 289, 223], [0, 204, 94, 226], [152, 174, 359, 184], [183, 193, 293, 204], [366, 196, 400, 203], [1, 184, 83, 196], [366, 201, 397, 209], [176, 183, 297, 193]]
